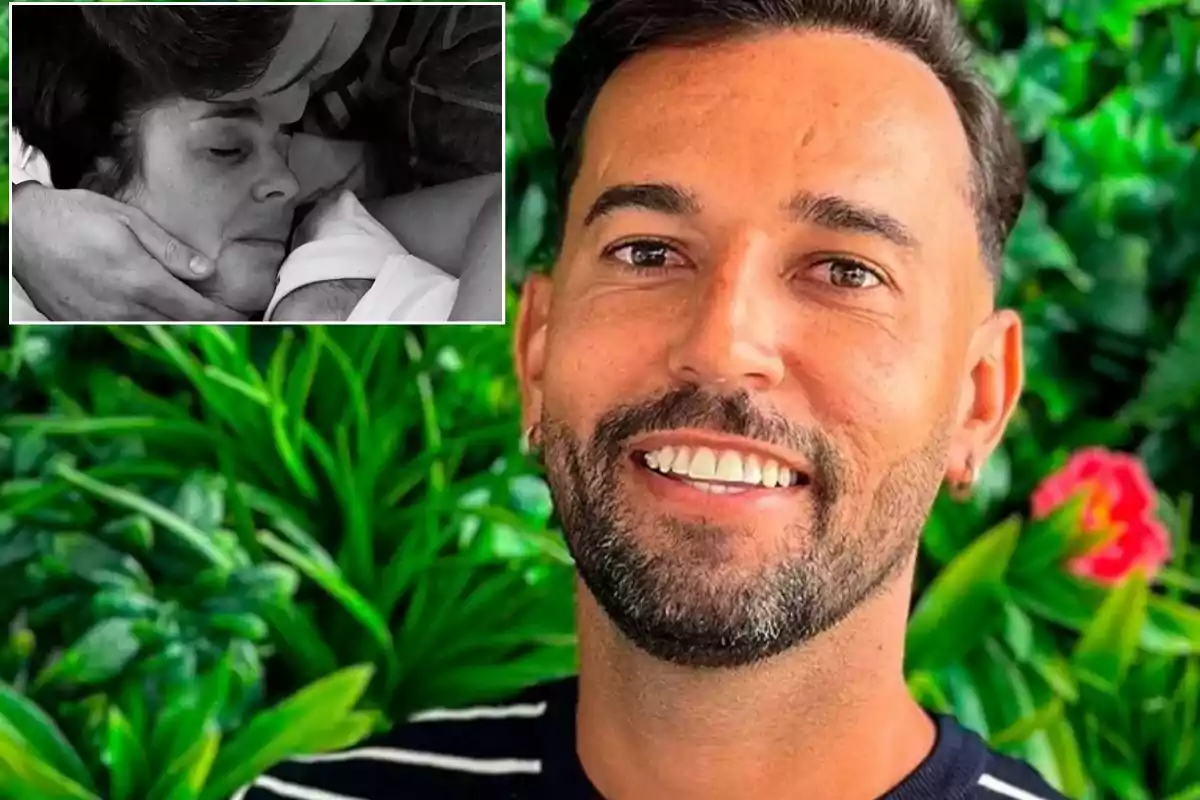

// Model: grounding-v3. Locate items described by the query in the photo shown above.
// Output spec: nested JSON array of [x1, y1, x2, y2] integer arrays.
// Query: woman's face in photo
[[215, 6, 375, 123], [101, 6, 376, 314], [123, 99, 299, 314]]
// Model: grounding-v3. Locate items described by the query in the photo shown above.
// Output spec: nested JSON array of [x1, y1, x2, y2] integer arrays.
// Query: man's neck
[[574, 579, 935, 800]]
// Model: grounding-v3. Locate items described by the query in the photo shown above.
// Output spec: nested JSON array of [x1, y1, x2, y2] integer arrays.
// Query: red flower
[[1030, 447, 1171, 585]]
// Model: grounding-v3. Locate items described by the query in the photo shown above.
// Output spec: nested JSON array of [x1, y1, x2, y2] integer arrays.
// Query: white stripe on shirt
[[244, 775, 370, 800], [407, 701, 548, 723], [290, 746, 542, 775], [979, 773, 1052, 800]]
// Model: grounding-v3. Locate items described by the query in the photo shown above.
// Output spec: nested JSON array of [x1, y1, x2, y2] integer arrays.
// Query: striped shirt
[[239, 677, 1069, 800]]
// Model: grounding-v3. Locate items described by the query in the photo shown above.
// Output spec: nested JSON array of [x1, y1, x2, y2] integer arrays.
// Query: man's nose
[[666, 248, 787, 392]]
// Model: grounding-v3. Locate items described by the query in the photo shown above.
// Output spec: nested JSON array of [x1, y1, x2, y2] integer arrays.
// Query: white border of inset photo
[[8, 2, 506, 327]]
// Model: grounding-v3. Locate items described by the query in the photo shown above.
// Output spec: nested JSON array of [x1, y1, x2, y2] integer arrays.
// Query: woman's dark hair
[[546, 0, 1026, 282], [11, 5, 293, 192]]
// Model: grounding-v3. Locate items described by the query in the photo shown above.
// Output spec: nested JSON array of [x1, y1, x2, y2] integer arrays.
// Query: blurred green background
[[2, 1, 1199, 799]]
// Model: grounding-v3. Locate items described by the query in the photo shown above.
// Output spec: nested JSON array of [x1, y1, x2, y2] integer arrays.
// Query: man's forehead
[[575, 30, 975, 226]]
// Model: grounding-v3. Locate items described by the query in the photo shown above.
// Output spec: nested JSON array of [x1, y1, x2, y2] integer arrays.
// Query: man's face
[[517, 31, 1023, 668], [216, 6, 374, 124]]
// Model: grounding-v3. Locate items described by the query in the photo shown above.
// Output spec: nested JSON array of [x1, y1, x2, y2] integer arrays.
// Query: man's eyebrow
[[198, 104, 263, 122], [262, 25, 336, 97], [582, 183, 700, 227], [786, 191, 919, 251]]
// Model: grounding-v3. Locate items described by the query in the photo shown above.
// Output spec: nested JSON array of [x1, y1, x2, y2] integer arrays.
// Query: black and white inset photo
[[8, 3, 504, 325]]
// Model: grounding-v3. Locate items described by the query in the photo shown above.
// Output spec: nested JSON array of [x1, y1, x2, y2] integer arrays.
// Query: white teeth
[[762, 459, 779, 488], [688, 447, 717, 480], [684, 479, 749, 495], [640, 445, 799, 489], [715, 451, 744, 482], [743, 454, 762, 484]]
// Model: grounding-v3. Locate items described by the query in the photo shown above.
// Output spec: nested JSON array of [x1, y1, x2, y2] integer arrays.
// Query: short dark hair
[[79, 6, 293, 101], [12, 6, 290, 192], [546, 0, 1026, 281]]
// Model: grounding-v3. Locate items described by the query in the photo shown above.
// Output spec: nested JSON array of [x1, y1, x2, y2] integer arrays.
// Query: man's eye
[[814, 259, 883, 289], [607, 240, 684, 270]]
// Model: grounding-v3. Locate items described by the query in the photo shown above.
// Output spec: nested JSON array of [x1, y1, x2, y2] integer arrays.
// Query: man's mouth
[[633, 444, 811, 495]]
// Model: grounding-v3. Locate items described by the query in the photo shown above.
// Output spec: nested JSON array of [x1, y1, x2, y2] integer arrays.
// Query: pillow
[[265, 189, 459, 323]]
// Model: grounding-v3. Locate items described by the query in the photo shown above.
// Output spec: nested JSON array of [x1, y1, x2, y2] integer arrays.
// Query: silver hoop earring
[[948, 454, 978, 501], [519, 424, 540, 457]]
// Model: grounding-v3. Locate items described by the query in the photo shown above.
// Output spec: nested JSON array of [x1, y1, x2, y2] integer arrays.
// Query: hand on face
[[11, 182, 245, 321]]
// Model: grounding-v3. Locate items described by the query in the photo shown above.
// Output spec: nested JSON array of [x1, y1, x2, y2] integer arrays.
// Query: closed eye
[[209, 148, 247, 161]]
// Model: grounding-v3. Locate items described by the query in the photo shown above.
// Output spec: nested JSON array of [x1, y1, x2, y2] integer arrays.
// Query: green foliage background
[[2, 1, 1199, 799]]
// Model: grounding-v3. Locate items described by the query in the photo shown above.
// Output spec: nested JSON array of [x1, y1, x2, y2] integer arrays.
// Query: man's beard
[[540, 385, 949, 669]]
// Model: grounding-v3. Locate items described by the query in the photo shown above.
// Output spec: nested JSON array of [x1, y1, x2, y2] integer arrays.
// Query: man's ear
[[946, 308, 1024, 485], [514, 273, 553, 433]]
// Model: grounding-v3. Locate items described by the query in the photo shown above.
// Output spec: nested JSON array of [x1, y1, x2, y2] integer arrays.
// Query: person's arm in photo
[[362, 173, 501, 277], [361, 173, 503, 322]]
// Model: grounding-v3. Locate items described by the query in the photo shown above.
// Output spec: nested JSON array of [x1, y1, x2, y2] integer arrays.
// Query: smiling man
[[244, 1, 1066, 799]]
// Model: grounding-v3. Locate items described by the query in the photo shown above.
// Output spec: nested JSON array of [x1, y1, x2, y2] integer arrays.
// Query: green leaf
[[1009, 493, 1092, 577], [1072, 570, 1150, 691], [172, 473, 226, 534], [971, 638, 1039, 748], [104, 707, 144, 800], [0, 732, 101, 800], [1004, 195, 1091, 290], [906, 517, 1022, 672], [992, 698, 1066, 749], [199, 665, 375, 800], [0, 681, 94, 791], [33, 618, 141, 691], [1144, 595, 1200, 655], [261, 605, 339, 683], [149, 657, 231, 770], [1000, 599, 1036, 662], [296, 711, 380, 754], [256, 530, 394, 659], [906, 671, 952, 715], [1095, 762, 1154, 800], [51, 461, 233, 571], [1165, 658, 1200, 789], [941, 661, 991, 739], [1027, 628, 1080, 703], [151, 726, 220, 800], [0, 527, 39, 570], [1044, 711, 1091, 800], [1014, 571, 1200, 656], [1123, 279, 1200, 425]]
